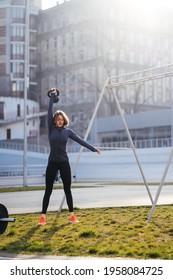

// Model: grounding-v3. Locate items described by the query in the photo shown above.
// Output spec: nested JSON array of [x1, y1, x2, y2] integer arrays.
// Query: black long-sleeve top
[[48, 94, 97, 163]]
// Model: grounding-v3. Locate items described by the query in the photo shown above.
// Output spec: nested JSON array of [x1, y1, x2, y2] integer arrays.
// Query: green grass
[[1, 181, 173, 193], [0, 185, 61, 193], [0, 205, 173, 259], [0, 184, 96, 193]]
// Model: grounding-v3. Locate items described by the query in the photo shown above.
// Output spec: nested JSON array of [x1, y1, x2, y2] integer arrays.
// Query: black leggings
[[42, 161, 73, 214]]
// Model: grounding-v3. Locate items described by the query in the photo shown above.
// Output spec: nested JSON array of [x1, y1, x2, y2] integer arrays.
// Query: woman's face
[[54, 114, 64, 127]]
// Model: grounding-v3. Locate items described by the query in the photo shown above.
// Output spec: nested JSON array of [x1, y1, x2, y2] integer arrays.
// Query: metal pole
[[36, 98, 40, 151], [23, 0, 29, 186], [147, 146, 173, 222], [37, 110, 40, 151], [112, 87, 153, 204], [170, 77, 173, 146], [58, 79, 109, 212]]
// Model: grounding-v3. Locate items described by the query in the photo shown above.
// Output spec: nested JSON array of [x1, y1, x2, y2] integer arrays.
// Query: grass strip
[[1, 181, 173, 193]]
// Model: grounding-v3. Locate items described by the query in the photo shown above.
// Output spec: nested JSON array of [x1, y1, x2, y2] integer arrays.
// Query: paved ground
[[1, 183, 173, 215], [0, 251, 132, 260]]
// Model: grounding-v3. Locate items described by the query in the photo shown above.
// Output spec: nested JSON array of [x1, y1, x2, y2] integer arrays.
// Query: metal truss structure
[[107, 63, 173, 87], [58, 63, 173, 222]]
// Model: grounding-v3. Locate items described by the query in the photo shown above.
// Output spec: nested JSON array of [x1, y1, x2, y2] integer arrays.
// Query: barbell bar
[[0, 203, 16, 234]]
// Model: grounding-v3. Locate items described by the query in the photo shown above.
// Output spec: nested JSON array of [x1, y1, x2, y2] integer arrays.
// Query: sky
[[42, 0, 61, 10], [41, 0, 173, 10]]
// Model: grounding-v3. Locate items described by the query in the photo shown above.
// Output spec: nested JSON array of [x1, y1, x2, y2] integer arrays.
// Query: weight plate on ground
[[0, 204, 8, 234]]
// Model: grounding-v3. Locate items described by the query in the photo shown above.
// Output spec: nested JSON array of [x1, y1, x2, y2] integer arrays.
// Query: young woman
[[38, 88, 101, 225]]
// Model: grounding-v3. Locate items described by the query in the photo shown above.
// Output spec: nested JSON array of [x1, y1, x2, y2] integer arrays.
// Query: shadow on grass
[[40, 212, 69, 237], [2, 212, 68, 256], [2, 225, 39, 254]]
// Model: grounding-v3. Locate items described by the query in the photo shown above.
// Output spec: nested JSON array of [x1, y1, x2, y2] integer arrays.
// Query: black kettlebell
[[47, 88, 60, 103]]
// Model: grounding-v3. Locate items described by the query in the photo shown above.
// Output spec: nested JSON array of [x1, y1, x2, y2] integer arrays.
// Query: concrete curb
[[0, 251, 133, 260]]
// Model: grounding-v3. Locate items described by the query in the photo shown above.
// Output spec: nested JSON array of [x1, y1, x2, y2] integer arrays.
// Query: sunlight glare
[[128, 0, 170, 27]]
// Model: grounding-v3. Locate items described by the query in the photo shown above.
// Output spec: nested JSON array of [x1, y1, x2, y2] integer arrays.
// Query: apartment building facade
[[0, 0, 41, 140]]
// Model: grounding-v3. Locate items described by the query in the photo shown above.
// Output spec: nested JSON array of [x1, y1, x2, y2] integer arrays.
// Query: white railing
[[67, 137, 172, 153], [0, 141, 49, 154], [0, 164, 46, 177], [0, 137, 172, 180], [0, 137, 172, 154]]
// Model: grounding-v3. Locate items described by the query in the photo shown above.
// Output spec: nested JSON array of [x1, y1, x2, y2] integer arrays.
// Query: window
[[79, 30, 83, 43], [129, 51, 134, 63], [54, 37, 57, 48], [11, 62, 24, 78], [62, 35, 66, 47], [79, 111, 84, 121], [11, 62, 24, 77], [70, 32, 74, 45], [62, 53, 66, 65], [30, 67, 36, 82], [30, 14, 36, 30], [139, 52, 144, 65], [12, 80, 24, 92], [71, 113, 75, 123], [53, 75, 58, 85], [30, 49, 36, 64], [79, 88, 84, 101], [70, 74, 75, 84], [45, 39, 49, 51], [11, 7, 25, 23], [44, 23, 48, 33], [62, 73, 66, 85], [11, 25, 25, 38], [79, 50, 84, 61], [17, 104, 20, 117], [11, 43, 24, 59], [30, 32, 36, 46], [69, 51, 74, 63], [87, 49, 94, 60], [0, 102, 4, 120], [6, 129, 11, 140]]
